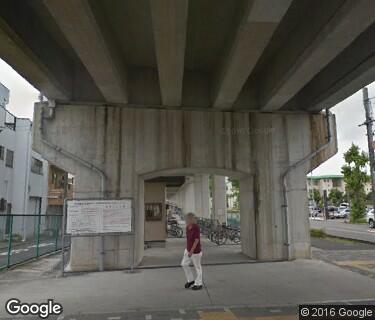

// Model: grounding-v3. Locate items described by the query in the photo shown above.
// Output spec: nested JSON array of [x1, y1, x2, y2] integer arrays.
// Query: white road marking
[[145, 315, 152, 320], [108, 317, 121, 320], [179, 309, 186, 314], [0, 242, 55, 256], [270, 309, 282, 313]]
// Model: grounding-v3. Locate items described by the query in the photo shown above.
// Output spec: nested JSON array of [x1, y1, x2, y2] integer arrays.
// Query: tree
[[228, 179, 240, 210], [341, 144, 369, 222], [312, 189, 322, 208], [328, 188, 344, 207]]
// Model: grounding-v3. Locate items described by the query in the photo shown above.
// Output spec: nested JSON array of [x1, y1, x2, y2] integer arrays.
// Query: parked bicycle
[[210, 224, 241, 245], [167, 220, 183, 238]]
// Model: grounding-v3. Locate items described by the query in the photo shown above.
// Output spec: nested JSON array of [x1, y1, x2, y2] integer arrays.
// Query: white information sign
[[66, 199, 132, 235]]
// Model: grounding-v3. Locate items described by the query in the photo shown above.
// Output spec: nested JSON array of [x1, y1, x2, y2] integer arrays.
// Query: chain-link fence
[[0, 214, 64, 269]]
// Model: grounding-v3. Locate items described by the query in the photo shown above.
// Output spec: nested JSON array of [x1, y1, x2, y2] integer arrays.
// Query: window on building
[[0, 146, 4, 160], [31, 157, 43, 175], [332, 180, 341, 188], [5, 149, 14, 168]]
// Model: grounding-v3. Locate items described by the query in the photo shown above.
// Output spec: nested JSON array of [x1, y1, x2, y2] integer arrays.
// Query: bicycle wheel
[[215, 231, 227, 245], [176, 227, 183, 238], [233, 231, 241, 244]]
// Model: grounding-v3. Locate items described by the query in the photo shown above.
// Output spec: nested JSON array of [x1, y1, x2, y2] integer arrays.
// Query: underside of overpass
[[1, 0, 375, 271]]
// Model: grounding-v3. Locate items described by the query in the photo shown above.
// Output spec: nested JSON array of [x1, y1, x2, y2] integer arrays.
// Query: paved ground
[[0, 237, 375, 319], [312, 236, 375, 279], [141, 239, 252, 268], [310, 219, 375, 243], [1, 257, 375, 319], [0, 306, 303, 320]]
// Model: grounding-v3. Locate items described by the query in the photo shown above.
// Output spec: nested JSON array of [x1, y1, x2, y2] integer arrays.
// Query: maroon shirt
[[186, 224, 201, 254]]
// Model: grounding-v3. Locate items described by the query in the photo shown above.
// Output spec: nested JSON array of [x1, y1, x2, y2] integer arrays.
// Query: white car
[[338, 203, 349, 211], [337, 208, 350, 219], [367, 209, 375, 228]]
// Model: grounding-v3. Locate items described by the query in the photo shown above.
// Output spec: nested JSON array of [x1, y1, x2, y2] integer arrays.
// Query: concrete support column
[[193, 174, 210, 219], [251, 115, 286, 261], [283, 115, 313, 259], [212, 175, 227, 224], [33, 103, 336, 270], [239, 175, 256, 259], [251, 114, 323, 261]]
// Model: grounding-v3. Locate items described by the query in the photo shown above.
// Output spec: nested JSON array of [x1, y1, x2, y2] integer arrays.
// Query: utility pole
[[362, 87, 375, 212]]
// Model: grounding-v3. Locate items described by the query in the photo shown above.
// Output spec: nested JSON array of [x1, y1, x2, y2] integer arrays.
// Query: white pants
[[181, 249, 203, 286]]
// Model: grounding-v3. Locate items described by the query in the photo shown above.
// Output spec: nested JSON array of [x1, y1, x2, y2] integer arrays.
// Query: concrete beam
[[43, 0, 128, 103], [260, 0, 375, 111], [150, 0, 188, 106], [0, 27, 69, 100], [0, 1, 72, 100], [213, 0, 292, 109], [283, 23, 375, 112]]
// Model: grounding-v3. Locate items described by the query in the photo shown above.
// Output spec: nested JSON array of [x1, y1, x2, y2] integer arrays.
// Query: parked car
[[327, 206, 338, 219], [337, 208, 350, 219], [311, 207, 322, 217], [338, 203, 349, 211], [367, 209, 375, 228]]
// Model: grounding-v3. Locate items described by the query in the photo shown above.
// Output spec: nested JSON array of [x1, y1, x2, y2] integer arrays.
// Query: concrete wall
[[33, 103, 337, 271], [144, 182, 167, 243]]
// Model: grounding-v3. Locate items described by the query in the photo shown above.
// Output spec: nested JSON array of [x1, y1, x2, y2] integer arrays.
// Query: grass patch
[[348, 218, 367, 224], [310, 228, 326, 238], [310, 228, 368, 245]]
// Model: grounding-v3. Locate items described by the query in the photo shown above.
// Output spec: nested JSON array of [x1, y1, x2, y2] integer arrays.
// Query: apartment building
[[0, 83, 48, 240], [307, 174, 372, 197]]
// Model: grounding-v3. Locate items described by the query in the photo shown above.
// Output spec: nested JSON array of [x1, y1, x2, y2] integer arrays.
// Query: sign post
[[62, 198, 134, 277]]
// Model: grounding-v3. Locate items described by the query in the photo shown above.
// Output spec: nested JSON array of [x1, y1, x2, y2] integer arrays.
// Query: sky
[[0, 57, 374, 176]]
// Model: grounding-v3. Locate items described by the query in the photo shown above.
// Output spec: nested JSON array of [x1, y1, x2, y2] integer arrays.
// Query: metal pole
[[61, 172, 69, 276], [36, 200, 42, 258], [61, 199, 66, 277], [6, 215, 13, 268], [131, 202, 135, 272], [362, 87, 375, 212], [54, 215, 58, 251]]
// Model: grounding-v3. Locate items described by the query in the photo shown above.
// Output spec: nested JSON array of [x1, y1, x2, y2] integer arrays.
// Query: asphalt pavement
[[0, 240, 60, 268], [1, 257, 375, 319], [310, 218, 375, 243]]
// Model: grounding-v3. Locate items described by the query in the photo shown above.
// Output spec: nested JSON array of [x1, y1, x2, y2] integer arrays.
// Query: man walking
[[181, 212, 203, 290]]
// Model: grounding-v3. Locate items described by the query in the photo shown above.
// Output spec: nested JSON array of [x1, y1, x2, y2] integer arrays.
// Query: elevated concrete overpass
[[1, 0, 373, 271], [1, 0, 375, 111]]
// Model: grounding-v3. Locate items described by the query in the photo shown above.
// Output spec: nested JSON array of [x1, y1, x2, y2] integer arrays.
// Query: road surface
[[0, 240, 61, 268], [310, 219, 375, 243]]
